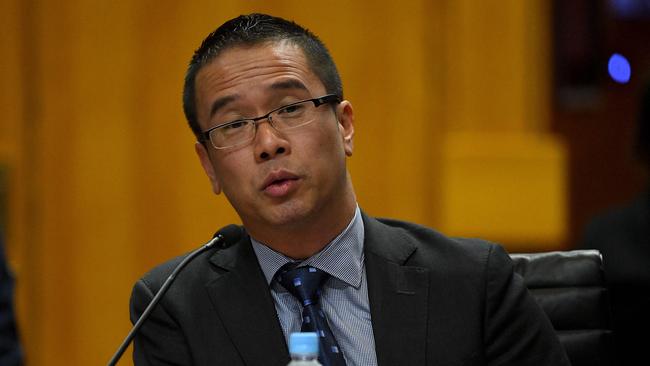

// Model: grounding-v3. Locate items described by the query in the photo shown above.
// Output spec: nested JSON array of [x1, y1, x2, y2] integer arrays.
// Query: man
[[130, 13, 570, 366], [580, 79, 650, 365], [0, 233, 22, 366]]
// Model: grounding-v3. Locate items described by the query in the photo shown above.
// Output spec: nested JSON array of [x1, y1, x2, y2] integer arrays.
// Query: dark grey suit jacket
[[130, 214, 570, 365]]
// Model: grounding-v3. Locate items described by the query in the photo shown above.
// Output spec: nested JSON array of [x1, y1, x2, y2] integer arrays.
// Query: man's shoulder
[[136, 247, 220, 292], [581, 190, 650, 249], [364, 214, 503, 269], [135, 229, 253, 293]]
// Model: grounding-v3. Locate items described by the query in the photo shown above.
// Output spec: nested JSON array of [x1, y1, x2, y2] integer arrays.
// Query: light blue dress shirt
[[251, 206, 378, 366]]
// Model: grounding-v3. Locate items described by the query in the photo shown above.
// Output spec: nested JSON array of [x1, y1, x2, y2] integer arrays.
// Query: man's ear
[[195, 141, 222, 195], [337, 101, 354, 157]]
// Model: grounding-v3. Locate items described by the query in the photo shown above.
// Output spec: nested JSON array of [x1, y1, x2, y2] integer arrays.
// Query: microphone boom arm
[[107, 234, 224, 366]]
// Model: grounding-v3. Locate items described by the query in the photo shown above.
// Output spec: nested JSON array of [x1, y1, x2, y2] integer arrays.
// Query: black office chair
[[510, 250, 614, 366]]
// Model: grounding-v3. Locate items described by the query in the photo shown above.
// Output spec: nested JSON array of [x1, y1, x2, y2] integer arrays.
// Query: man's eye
[[278, 104, 305, 115], [223, 121, 248, 130]]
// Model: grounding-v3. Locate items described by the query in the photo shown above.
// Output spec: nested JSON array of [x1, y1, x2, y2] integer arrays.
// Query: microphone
[[107, 224, 243, 366]]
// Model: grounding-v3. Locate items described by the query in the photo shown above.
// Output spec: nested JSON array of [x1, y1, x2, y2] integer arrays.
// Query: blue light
[[608, 53, 631, 84]]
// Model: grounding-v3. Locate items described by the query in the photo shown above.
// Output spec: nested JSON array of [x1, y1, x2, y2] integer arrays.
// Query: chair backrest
[[509, 250, 614, 366]]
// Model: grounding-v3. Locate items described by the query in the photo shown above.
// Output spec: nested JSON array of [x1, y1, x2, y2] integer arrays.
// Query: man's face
[[193, 41, 355, 233]]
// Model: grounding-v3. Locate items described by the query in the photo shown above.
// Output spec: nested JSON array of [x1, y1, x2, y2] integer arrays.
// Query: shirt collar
[[251, 205, 364, 288]]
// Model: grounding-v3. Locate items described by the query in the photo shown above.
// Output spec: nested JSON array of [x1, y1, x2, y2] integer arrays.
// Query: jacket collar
[[205, 232, 289, 366]]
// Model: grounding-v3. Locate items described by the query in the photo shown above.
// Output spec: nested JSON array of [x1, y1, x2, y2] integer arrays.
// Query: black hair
[[182, 13, 343, 140]]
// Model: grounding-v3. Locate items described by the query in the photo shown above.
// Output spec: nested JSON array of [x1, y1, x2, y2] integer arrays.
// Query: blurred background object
[[0, 231, 23, 366], [552, 0, 650, 247], [0, 0, 648, 365]]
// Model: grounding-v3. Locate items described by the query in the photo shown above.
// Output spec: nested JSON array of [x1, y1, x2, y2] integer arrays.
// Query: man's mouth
[[262, 171, 300, 197]]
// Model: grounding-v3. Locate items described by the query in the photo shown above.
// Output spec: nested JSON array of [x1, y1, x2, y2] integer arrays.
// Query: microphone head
[[212, 224, 243, 249]]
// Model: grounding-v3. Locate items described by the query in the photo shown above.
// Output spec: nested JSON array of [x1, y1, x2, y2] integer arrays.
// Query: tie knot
[[276, 265, 329, 307]]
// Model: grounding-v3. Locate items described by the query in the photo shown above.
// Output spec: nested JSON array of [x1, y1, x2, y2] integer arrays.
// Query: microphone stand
[[107, 234, 224, 366]]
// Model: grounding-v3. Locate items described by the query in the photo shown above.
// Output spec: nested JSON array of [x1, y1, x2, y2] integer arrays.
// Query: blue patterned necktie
[[277, 264, 347, 366]]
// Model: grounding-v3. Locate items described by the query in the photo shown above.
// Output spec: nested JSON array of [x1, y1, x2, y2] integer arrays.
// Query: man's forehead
[[195, 41, 322, 95], [211, 40, 307, 69]]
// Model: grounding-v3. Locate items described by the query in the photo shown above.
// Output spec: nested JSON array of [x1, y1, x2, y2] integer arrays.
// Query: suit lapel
[[363, 214, 430, 366], [205, 234, 289, 366]]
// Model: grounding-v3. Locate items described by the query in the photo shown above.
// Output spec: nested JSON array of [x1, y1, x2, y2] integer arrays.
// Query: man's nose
[[253, 120, 291, 161]]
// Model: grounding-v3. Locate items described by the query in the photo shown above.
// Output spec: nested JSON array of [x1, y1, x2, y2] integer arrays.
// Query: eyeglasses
[[201, 94, 341, 149]]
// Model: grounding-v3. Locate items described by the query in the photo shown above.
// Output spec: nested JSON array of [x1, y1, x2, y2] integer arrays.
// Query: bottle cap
[[289, 332, 319, 355]]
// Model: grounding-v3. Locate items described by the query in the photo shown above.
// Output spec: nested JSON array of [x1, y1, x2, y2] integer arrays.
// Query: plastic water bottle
[[287, 332, 322, 366]]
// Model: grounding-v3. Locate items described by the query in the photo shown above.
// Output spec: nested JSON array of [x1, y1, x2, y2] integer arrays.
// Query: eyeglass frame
[[199, 94, 342, 149]]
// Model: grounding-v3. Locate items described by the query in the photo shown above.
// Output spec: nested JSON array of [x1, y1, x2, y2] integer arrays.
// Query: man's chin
[[255, 202, 315, 228]]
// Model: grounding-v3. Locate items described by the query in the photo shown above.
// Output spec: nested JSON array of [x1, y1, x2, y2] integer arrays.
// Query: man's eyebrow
[[208, 80, 307, 119], [268, 80, 309, 92], [210, 95, 238, 119]]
